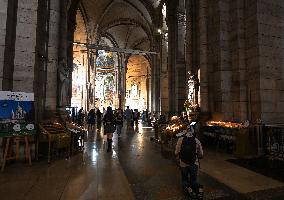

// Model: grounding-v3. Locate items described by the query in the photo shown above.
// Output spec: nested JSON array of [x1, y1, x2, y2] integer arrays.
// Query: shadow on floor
[[227, 157, 284, 183]]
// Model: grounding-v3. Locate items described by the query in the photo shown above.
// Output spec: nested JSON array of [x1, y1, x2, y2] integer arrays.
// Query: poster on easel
[[0, 91, 35, 137]]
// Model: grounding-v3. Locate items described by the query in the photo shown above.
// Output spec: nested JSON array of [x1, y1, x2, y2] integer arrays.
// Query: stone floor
[[0, 123, 284, 200]]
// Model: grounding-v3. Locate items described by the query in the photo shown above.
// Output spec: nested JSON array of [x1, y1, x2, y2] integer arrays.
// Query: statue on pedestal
[[58, 59, 71, 107]]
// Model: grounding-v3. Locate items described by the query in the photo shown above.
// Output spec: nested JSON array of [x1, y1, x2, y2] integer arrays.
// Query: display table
[[66, 122, 86, 155], [0, 126, 36, 171], [39, 123, 71, 163]]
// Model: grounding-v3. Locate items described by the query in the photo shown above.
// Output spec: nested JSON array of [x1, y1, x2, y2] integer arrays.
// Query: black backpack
[[179, 136, 197, 165]]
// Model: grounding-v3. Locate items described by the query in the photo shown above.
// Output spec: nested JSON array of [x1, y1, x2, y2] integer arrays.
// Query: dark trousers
[[181, 164, 199, 192]]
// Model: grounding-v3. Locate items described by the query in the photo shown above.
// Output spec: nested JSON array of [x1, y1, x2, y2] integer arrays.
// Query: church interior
[[0, 0, 284, 199]]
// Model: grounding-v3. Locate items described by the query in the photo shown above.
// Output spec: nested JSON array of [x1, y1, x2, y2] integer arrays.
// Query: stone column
[[34, 0, 51, 121], [0, 0, 9, 90], [175, 0, 187, 114], [230, 0, 247, 121], [13, 0, 38, 92], [218, 0, 233, 121], [151, 36, 161, 114], [160, 36, 169, 114], [256, 0, 284, 123], [166, 0, 178, 116], [117, 54, 123, 108], [244, 0, 260, 122], [198, 0, 209, 112], [67, 2, 79, 108], [207, 0, 233, 121], [120, 53, 126, 109], [44, 0, 60, 115], [2, 0, 18, 91]]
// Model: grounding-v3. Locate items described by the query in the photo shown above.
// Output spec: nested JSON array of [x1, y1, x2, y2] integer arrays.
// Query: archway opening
[[125, 55, 151, 112], [71, 9, 88, 114]]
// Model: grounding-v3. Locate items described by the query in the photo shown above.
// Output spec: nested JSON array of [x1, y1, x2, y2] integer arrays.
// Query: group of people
[[82, 106, 142, 152], [74, 106, 204, 198]]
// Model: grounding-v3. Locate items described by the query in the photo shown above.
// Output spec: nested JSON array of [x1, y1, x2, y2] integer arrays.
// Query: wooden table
[[1, 134, 33, 171]]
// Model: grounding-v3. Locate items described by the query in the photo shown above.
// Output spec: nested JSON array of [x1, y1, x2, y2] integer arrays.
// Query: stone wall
[[257, 0, 284, 123], [13, 0, 38, 92], [198, 0, 284, 124], [204, 0, 259, 122]]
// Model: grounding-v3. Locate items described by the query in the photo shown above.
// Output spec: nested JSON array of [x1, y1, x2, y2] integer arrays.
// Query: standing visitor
[[87, 109, 96, 131], [124, 106, 132, 130], [96, 109, 102, 132], [175, 125, 204, 199], [133, 109, 139, 127], [115, 108, 124, 137], [103, 106, 116, 152], [77, 107, 84, 126]]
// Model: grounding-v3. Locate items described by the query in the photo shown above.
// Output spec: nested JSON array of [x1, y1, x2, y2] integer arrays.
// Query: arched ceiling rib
[[79, 0, 162, 52]]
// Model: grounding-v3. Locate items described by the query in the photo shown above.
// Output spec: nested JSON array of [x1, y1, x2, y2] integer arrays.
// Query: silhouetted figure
[[78, 107, 84, 126], [103, 107, 116, 152], [96, 109, 102, 131], [87, 109, 96, 131]]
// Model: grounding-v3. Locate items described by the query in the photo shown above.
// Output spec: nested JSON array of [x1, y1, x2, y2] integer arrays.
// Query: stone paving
[[0, 124, 283, 199], [114, 126, 246, 200]]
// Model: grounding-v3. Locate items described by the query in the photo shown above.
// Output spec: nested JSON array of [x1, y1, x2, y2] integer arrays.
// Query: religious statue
[[58, 59, 71, 107]]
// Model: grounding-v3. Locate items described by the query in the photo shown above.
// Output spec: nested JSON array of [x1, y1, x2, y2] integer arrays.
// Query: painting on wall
[[96, 50, 114, 68], [0, 91, 35, 136]]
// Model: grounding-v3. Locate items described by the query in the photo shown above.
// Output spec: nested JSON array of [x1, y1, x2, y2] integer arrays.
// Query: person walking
[[124, 106, 132, 130], [77, 107, 84, 126], [103, 106, 116, 152], [96, 108, 102, 132], [175, 125, 204, 199], [87, 109, 96, 131], [115, 108, 124, 138]]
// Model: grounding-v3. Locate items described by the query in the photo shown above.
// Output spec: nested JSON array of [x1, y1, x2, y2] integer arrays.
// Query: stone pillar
[[244, 0, 260, 122], [2, 0, 18, 91], [230, 0, 247, 121], [0, 0, 9, 90], [175, 1, 187, 114], [12, 0, 38, 92], [218, 0, 233, 121], [207, 0, 233, 121], [160, 37, 169, 114], [257, 0, 284, 123], [57, 0, 69, 112], [198, 0, 209, 112], [34, 0, 50, 121], [44, 0, 60, 114], [166, 0, 178, 115], [151, 36, 161, 114], [67, 2, 79, 108], [117, 54, 123, 108], [120, 53, 126, 109]]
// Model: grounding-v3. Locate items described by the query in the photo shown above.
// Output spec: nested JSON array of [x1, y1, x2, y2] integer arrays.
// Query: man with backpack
[[175, 125, 204, 199]]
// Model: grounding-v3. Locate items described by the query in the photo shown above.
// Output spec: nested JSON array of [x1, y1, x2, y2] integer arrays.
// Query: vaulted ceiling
[[79, 0, 163, 51]]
